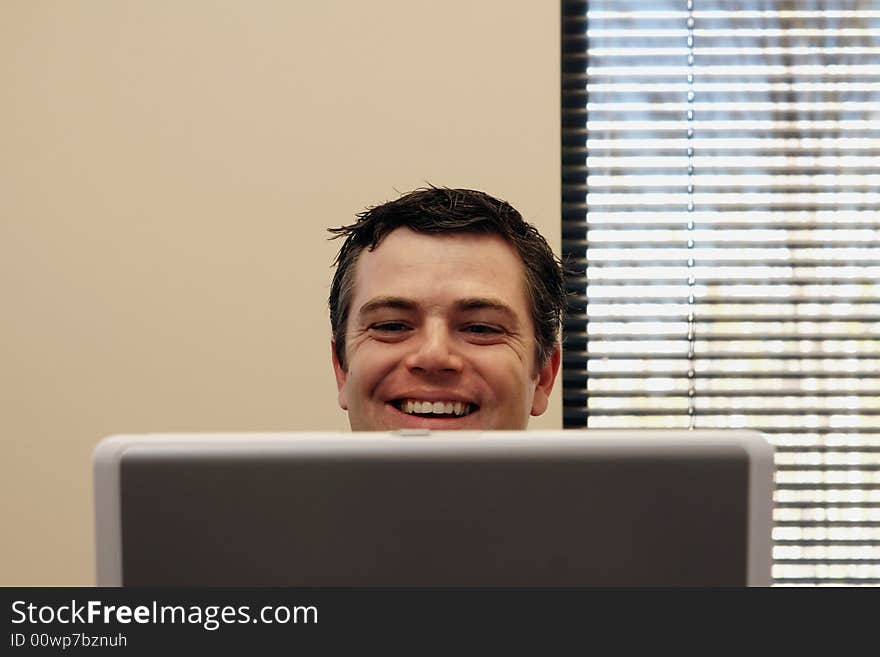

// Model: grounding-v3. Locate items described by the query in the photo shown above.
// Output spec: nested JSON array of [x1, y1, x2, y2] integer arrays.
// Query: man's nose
[[404, 322, 463, 374]]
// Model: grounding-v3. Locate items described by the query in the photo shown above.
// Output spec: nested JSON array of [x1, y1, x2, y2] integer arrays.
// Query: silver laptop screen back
[[94, 430, 774, 586]]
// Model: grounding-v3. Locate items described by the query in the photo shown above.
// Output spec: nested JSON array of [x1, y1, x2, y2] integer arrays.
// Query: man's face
[[332, 227, 560, 431]]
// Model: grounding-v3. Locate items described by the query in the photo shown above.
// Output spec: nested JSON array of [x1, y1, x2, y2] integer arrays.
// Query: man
[[328, 186, 566, 431]]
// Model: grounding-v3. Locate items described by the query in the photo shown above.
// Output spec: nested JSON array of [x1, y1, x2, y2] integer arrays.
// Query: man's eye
[[464, 324, 503, 335], [370, 322, 409, 332]]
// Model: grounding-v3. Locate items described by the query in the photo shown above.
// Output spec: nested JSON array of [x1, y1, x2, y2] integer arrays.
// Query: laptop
[[93, 429, 775, 586]]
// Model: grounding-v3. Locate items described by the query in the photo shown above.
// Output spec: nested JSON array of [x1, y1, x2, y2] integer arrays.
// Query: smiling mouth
[[390, 399, 477, 418]]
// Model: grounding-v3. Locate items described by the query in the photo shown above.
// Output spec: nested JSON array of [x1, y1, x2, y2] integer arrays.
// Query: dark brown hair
[[328, 186, 566, 371]]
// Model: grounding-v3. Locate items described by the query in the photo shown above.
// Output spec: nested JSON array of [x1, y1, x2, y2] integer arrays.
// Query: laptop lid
[[94, 429, 775, 586]]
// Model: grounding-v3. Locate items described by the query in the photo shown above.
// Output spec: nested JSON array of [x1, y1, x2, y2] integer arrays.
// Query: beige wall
[[0, 0, 560, 585]]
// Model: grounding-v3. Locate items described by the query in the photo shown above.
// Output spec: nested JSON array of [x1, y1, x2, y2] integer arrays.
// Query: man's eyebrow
[[457, 298, 521, 325], [356, 296, 521, 326], [357, 296, 418, 317]]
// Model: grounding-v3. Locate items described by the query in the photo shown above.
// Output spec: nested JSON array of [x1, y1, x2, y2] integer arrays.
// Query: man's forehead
[[345, 229, 532, 327], [351, 229, 529, 294], [356, 228, 523, 271]]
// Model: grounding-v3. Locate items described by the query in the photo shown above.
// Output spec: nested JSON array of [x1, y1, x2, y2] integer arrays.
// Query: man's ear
[[530, 345, 561, 417], [331, 340, 348, 410]]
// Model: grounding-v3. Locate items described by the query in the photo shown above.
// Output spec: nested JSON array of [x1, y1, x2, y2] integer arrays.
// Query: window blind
[[561, 0, 880, 585]]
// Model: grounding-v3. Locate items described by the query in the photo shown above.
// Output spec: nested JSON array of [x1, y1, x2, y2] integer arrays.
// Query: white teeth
[[400, 399, 473, 416]]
